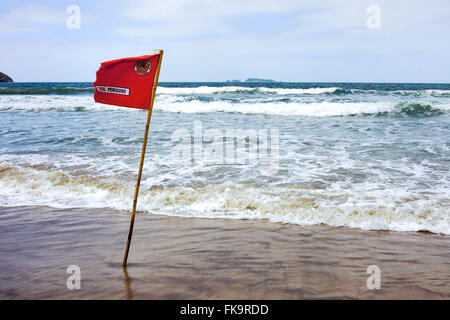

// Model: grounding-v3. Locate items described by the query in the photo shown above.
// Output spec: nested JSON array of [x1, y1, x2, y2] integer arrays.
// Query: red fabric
[[93, 54, 160, 109]]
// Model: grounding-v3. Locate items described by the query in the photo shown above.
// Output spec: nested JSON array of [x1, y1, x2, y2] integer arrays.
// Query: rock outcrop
[[0, 72, 13, 82], [245, 78, 275, 83]]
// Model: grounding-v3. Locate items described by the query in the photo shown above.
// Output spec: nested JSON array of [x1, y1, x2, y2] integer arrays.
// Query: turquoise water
[[0, 82, 449, 234]]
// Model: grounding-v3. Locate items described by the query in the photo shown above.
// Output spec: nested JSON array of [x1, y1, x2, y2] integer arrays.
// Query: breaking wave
[[0, 85, 342, 96], [155, 100, 450, 117], [2, 84, 449, 97], [0, 163, 448, 235], [158, 86, 342, 95], [1, 94, 449, 117], [1, 82, 449, 236]]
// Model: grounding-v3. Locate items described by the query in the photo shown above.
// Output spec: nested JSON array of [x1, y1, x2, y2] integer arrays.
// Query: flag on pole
[[92, 50, 164, 266], [93, 54, 161, 110]]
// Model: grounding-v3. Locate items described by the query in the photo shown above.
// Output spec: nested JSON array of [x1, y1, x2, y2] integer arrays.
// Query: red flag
[[93, 54, 160, 109]]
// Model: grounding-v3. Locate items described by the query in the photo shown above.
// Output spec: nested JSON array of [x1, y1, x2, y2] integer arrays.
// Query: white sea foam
[[258, 87, 340, 94], [156, 100, 392, 116], [0, 95, 110, 111], [0, 162, 448, 234], [158, 86, 255, 94], [393, 89, 450, 97], [1, 83, 449, 235], [1, 90, 449, 116], [2, 94, 449, 116], [154, 100, 449, 116], [157, 86, 341, 95]]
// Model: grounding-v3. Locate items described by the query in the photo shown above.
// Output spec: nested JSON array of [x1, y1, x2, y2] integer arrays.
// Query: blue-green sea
[[0, 82, 449, 234]]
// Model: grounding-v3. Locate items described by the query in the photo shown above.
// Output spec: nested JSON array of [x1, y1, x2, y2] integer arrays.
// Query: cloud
[[114, 0, 317, 39], [0, 4, 65, 33], [120, 0, 306, 21], [116, 19, 231, 39], [2, 4, 65, 23], [1, 0, 449, 82], [116, 0, 450, 37]]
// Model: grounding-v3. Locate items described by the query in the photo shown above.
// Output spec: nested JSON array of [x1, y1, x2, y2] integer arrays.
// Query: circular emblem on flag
[[134, 60, 151, 75]]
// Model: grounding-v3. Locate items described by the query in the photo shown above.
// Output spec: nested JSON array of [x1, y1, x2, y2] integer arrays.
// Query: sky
[[0, 0, 449, 82]]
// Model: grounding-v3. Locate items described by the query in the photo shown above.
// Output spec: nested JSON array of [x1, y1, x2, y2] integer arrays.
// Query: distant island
[[245, 78, 276, 83], [0, 72, 13, 82], [226, 78, 276, 83]]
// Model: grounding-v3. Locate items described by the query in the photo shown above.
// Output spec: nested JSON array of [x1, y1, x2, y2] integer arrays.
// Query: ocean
[[0, 82, 449, 235]]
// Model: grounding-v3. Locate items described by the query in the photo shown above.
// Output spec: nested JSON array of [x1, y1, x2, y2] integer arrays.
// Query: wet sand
[[0, 205, 448, 299]]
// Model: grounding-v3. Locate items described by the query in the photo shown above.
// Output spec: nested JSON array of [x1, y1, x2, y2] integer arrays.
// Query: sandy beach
[[0, 205, 448, 299]]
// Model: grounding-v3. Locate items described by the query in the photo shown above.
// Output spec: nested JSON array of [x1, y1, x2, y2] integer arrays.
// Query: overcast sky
[[1, 0, 449, 82]]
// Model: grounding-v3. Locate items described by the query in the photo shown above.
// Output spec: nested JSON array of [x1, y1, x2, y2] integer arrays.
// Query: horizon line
[[2, 81, 450, 85]]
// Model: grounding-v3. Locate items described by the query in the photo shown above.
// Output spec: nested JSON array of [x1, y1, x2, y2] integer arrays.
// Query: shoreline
[[0, 205, 449, 299]]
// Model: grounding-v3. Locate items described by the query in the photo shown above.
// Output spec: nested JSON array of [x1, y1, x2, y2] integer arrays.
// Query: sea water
[[0, 82, 449, 234]]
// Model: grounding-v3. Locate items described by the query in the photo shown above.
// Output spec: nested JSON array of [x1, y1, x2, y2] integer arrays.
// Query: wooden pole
[[123, 49, 164, 267]]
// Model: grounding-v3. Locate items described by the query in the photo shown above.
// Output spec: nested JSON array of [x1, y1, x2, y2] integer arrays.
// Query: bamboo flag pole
[[123, 49, 164, 267]]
